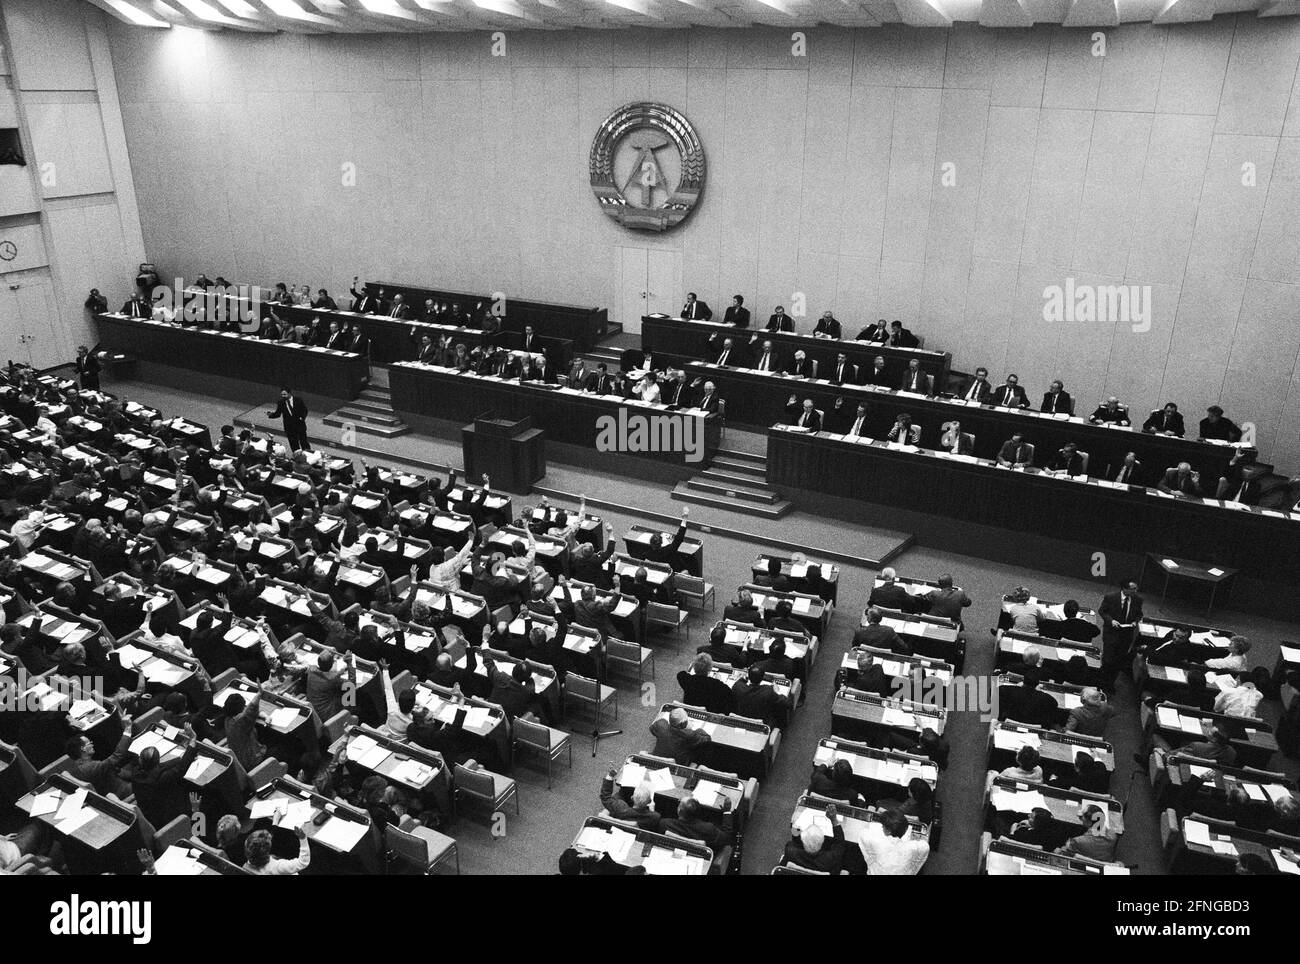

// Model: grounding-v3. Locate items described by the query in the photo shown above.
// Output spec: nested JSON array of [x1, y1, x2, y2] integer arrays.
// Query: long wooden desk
[[709, 364, 1243, 481], [389, 362, 721, 466], [767, 428, 1300, 587], [95, 313, 369, 400], [642, 314, 952, 386]]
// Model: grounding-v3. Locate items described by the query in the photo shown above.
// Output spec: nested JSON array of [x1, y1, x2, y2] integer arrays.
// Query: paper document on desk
[[605, 828, 636, 863], [794, 809, 833, 836], [1263, 784, 1293, 805], [55, 788, 89, 823], [692, 780, 725, 807], [30, 790, 61, 817], [1273, 850, 1300, 875], [1163, 666, 1188, 683], [792, 596, 812, 614], [249, 797, 286, 820], [392, 759, 432, 787], [278, 800, 316, 831], [1177, 714, 1204, 733], [356, 744, 391, 772], [155, 847, 204, 876], [269, 707, 304, 729], [1019, 860, 1062, 875], [880, 707, 913, 727], [576, 827, 611, 853], [315, 817, 368, 852], [1156, 705, 1181, 729], [1242, 783, 1268, 802], [463, 706, 493, 730], [644, 767, 675, 793], [57, 806, 97, 835], [619, 763, 647, 788], [1209, 838, 1238, 856], [346, 734, 379, 762], [185, 757, 217, 784], [1183, 820, 1212, 846]]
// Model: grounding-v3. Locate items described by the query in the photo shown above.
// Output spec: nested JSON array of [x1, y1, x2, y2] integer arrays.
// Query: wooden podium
[[461, 415, 545, 494]]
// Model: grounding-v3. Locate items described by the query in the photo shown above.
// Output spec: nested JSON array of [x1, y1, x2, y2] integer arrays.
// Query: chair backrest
[[385, 823, 429, 866], [565, 671, 598, 701], [323, 710, 355, 744], [606, 637, 642, 662], [963, 432, 975, 449], [513, 716, 550, 750], [491, 604, 513, 626], [390, 670, 416, 700], [1077, 451, 1090, 475], [454, 762, 495, 798], [718, 399, 726, 418], [1023, 443, 1036, 463], [809, 359, 818, 377], [645, 601, 678, 623], [136, 706, 164, 731], [677, 574, 704, 595]]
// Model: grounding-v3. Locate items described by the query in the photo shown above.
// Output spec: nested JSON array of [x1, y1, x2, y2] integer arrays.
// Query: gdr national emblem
[[589, 103, 705, 232]]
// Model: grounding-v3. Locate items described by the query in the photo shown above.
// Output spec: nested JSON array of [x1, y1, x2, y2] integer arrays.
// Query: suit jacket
[[712, 343, 750, 368], [999, 684, 1059, 728], [649, 717, 711, 765], [765, 314, 794, 332], [927, 587, 971, 621], [723, 602, 764, 627], [857, 324, 890, 344], [997, 439, 1033, 465], [812, 317, 842, 339], [898, 369, 931, 394], [852, 624, 910, 654], [785, 357, 815, 378], [1143, 409, 1186, 436], [827, 359, 858, 385], [868, 582, 911, 611], [268, 396, 308, 432], [889, 327, 919, 348], [1048, 451, 1085, 476], [660, 380, 689, 407], [1109, 460, 1144, 486], [939, 430, 974, 455], [751, 347, 784, 373], [863, 365, 891, 387], [677, 670, 735, 714], [1158, 468, 1202, 496], [732, 679, 788, 728], [694, 391, 721, 414], [787, 403, 822, 432], [723, 305, 751, 328], [132, 743, 199, 828], [959, 377, 993, 404], [1099, 590, 1143, 635], [991, 384, 1029, 408], [783, 823, 845, 873], [585, 371, 617, 395], [1041, 391, 1073, 415], [1090, 405, 1131, 425], [681, 300, 712, 321], [385, 303, 411, 320]]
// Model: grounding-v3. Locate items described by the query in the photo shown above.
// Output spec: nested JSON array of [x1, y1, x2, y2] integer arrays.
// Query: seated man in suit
[[996, 432, 1034, 467], [868, 569, 911, 612], [384, 294, 411, 320], [1054, 600, 1100, 643], [692, 380, 721, 413], [885, 413, 921, 445], [731, 664, 789, 728], [752, 638, 801, 681], [926, 574, 971, 623], [677, 653, 735, 714], [710, 335, 749, 368], [1010, 808, 1071, 851], [751, 338, 783, 373], [722, 295, 750, 328], [1040, 379, 1073, 415], [898, 359, 931, 394], [599, 767, 663, 830], [991, 374, 1030, 409], [1142, 402, 1185, 437], [663, 796, 730, 850], [649, 707, 712, 765], [659, 369, 689, 407], [852, 607, 911, 654], [584, 363, 617, 395], [681, 292, 712, 321], [810, 759, 867, 805], [999, 668, 1059, 727], [1066, 687, 1115, 737], [783, 804, 847, 873], [938, 420, 973, 455], [812, 312, 842, 339], [1157, 462, 1202, 497], [785, 350, 814, 378], [843, 650, 892, 696], [786, 397, 822, 432], [1219, 464, 1263, 505], [724, 587, 764, 626], [841, 401, 871, 439], [857, 319, 890, 344], [959, 367, 993, 403], [1199, 405, 1242, 443], [522, 353, 556, 383], [888, 320, 919, 348], [1047, 441, 1086, 476], [765, 306, 794, 331], [862, 355, 890, 387], [827, 352, 858, 386], [1089, 396, 1131, 425], [1109, 451, 1144, 486]]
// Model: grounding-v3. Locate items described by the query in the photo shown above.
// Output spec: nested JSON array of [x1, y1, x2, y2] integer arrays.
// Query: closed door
[[616, 246, 682, 334], [7, 274, 62, 368]]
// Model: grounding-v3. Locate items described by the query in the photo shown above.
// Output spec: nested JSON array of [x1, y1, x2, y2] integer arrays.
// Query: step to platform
[[671, 481, 793, 519]]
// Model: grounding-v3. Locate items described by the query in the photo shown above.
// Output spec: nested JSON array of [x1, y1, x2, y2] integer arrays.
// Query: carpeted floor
[[112, 375, 1300, 875]]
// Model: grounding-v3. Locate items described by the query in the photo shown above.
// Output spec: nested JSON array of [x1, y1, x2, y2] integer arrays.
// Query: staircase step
[[709, 456, 767, 478], [328, 408, 405, 428], [714, 447, 767, 466], [686, 477, 779, 505], [671, 483, 793, 520], [698, 467, 771, 487], [322, 415, 411, 439], [346, 399, 397, 416], [360, 387, 391, 401]]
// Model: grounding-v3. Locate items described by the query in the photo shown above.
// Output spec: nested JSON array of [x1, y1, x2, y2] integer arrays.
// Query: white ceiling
[[85, 0, 1299, 32]]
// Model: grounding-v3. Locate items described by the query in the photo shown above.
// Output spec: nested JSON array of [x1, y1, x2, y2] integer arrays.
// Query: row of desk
[[698, 362, 1243, 480], [388, 362, 723, 467], [767, 428, 1300, 586], [95, 314, 369, 400]]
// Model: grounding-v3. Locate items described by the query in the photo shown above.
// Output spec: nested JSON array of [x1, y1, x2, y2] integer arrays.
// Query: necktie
[[800, 412, 808, 427], [719, 350, 729, 366], [837, 364, 844, 381], [1118, 466, 1128, 483], [701, 394, 711, 409], [1122, 596, 1130, 621], [951, 436, 960, 454], [968, 382, 977, 400], [850, 417, 863, 437], [761, 352, 770, 371], [1236, 482, 1247, 502]]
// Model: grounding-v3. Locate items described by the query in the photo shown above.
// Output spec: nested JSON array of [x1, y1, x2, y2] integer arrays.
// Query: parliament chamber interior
[[3, 0, 1300, 901]]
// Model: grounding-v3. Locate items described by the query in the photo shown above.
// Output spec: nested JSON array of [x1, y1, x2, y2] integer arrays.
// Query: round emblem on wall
[[589, 102, 705, 232], [0, 240, 17, 262]]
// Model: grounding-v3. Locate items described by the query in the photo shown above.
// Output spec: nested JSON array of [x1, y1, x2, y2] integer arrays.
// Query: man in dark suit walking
[[266, 388, 310, 452], [1099, 580, 1143, 689]]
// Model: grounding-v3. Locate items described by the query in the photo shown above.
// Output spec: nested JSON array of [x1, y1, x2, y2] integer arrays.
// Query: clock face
[[0, 241, 16, 262]]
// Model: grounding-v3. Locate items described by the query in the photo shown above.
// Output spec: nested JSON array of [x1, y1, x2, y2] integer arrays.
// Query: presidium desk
[[688, 362, 1243, 482], [767, 426, 1300, 601], [388, 361, 722, 474], [95, 314, 369, 400]]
